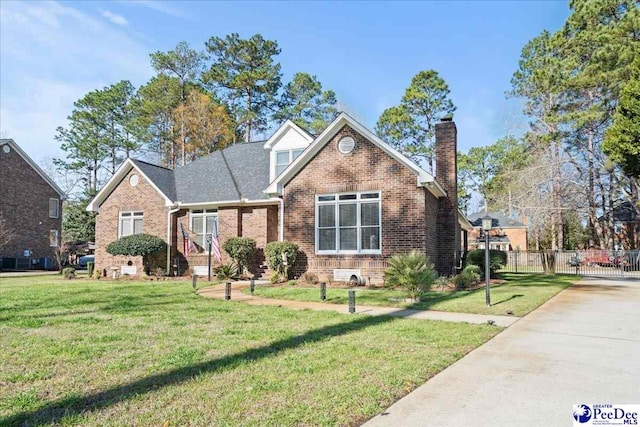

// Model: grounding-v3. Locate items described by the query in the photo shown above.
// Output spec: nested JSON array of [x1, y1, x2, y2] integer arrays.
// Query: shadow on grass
[[492, 294, 524, 306], [1, 311, 401, 426]]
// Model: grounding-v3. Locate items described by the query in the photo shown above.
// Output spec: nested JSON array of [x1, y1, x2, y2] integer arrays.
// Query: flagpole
[[207, 233, 212, 282]]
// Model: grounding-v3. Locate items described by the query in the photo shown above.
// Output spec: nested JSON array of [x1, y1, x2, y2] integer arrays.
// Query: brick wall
[[283, 124, 435, 283], [94, 168, 168, 275], [0, 143, 62, 260]]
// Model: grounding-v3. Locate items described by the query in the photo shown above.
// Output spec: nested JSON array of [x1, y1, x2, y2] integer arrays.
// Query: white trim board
[[264, 113, 446, 199]]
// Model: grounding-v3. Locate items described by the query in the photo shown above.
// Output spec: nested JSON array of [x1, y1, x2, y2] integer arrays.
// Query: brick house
[[87, 113, 471, 282], [467, 211, 528, 251], [0, 139, 65, 270]]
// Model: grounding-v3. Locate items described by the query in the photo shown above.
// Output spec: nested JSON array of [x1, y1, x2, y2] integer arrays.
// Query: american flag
[[211, 222, 222, 262], [180, 222, 197, 254]]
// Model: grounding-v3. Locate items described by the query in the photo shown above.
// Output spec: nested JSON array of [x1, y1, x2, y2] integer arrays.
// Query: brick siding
[[283, 124, 444, 283], [94, 168, 168, 275], [0, 144, 62, 261]]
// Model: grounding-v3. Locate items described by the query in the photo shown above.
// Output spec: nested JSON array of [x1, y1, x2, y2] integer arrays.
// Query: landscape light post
[[482, 215, 493, 307], [206, 234, 212, 282]]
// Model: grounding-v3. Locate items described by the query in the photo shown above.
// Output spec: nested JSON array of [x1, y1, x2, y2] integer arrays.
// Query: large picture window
[[315, 192, 381, 254], [190, 209, 218, 252], [118, 211, 143, 238]]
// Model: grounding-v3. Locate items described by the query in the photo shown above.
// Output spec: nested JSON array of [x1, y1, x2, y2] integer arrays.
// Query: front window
[[49, 198, 59, 218], [316, 192, 381, 254], [119, 211, 143, 238], [49, 230, 59, 247], [274, 148, 306, 177], [190, 209, 218, 252]]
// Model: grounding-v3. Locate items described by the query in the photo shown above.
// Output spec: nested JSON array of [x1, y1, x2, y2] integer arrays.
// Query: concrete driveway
[[364, 277, 640, 427]]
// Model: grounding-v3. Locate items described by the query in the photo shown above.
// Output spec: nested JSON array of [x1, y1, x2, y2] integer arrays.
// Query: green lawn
[[0, 275, 499, 427], [246, 273, 576, 317]]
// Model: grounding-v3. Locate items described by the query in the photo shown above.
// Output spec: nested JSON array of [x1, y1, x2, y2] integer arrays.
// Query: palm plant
[[214, 263, 238, 281], [383, 251, 437, 300]]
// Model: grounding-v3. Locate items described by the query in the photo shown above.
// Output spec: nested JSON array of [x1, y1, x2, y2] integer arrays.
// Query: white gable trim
[[86, 158, 174, 212], [262, 120, 314, 149], [264, 113, 446, 198], [1, 139, 66, 198]]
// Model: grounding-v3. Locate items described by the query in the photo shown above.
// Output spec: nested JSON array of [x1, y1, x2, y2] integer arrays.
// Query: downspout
[[166, 205, 180, 275], [278, 196, 284, 241]]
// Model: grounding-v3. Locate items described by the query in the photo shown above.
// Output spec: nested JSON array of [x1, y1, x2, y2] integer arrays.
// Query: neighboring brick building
[[0, 139, 65, 270], [467, 211, 529, 251], [87, 113, 471, 281]]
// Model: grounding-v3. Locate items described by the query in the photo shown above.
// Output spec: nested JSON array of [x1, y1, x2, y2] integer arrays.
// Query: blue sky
[[0, 0, 569, 170]]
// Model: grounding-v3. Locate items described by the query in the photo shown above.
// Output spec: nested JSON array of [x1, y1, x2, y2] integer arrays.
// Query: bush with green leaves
[[106, 233, 167, 275], [466, 249, 507, 276], [452, 265, 481, 290], [214, 263, 238, 281], [222, 237, 256, 274], [264, 241, 298, 279], [62, 267, 76, 280], [383, 251, 437, 300]]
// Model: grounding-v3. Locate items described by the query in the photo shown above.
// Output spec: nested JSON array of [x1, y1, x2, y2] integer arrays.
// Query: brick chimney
[[435, 117, 460, 274]]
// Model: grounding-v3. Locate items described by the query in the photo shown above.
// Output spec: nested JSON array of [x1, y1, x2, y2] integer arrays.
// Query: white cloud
[[0, 0, 153, 163], [100, 9, 128, 26], [126, 0, 188, 19]]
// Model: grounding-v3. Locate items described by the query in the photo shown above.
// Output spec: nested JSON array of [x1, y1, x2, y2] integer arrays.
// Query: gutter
[[278, 197, 284, 241], [166, 205, 180, 275]]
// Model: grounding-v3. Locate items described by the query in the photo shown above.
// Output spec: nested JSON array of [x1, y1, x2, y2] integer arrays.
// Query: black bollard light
[[320, 282, 326, 301], [192, 274, 197, 289], [225, 282, 231, 301], [250, 279, 255, 295], [348, 290, 356, 314]]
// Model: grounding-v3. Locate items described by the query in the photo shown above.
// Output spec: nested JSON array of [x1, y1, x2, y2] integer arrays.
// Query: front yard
[[0, 275, 498, 426], [246, 273, 576, 317]]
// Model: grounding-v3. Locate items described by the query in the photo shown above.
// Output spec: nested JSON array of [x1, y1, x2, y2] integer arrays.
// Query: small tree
[[106, 234, 166, 275], [465, 249, 507, 276], [384, 251, 437, 300], [222, 237, 256, 275], [264, 241, 298, 280]]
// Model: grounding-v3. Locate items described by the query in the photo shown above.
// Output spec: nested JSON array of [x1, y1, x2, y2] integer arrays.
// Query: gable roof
[[174, 141, 270, 205], [262, 120, 314, 149], [0, 139, 65, 198], [263, 112, 446, 198], [86, 158, 175, 212], [467, 211, 527, 228], [130, 159, 176, 201]]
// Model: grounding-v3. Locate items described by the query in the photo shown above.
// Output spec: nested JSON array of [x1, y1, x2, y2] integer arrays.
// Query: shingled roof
[[467, 211, 527, 228], [173, 141, 270, 204], [130, 159, 176, 202]]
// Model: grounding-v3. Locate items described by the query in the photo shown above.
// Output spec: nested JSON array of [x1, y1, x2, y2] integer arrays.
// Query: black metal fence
[[499, 250, 640, 278]]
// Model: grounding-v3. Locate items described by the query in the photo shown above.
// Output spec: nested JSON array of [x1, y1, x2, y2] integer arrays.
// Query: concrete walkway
[[363, 277, 640, 427], [197, 282, 519, 327]]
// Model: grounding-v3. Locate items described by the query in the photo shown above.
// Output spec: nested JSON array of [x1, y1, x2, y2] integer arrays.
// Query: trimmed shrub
[[452, 265, 481, 290], [288, 280, 297, 286], [94, 269, 102, 280], [87, 262, 94, 277], [466, 249, 507, 275], [106, 234, 167, 275], [269, 271, 282, 284], [62, 267, 76, 280], [222, 237, 256, 274], [214, 263, 238, 281], [383, 251, 437, 300], [264, 241, 298, 279]]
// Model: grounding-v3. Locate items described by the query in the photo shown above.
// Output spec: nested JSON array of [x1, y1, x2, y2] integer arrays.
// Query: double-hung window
[[49, 198, 59, 218], [190, 209, 218, 252], [274, 148, 305, 177], [316, 192, 381, 254], [118, 211, 143, 238]]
